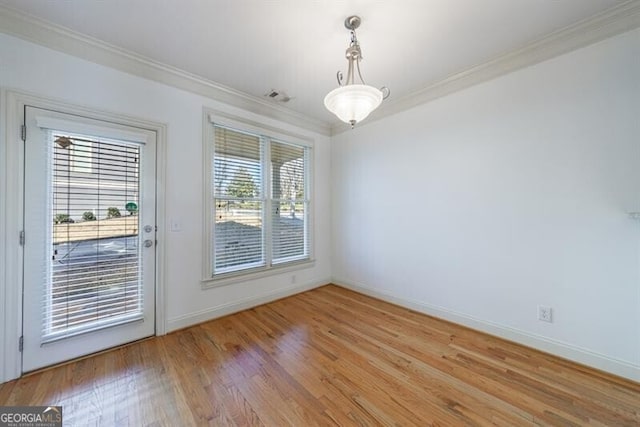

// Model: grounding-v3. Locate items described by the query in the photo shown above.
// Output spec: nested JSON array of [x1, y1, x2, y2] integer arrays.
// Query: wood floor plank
[[296, 289, 535, 426], [1, 284, 638, 426]]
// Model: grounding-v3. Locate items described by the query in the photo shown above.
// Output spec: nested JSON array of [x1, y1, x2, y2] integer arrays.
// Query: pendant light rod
[[338, 16, 364, 87]]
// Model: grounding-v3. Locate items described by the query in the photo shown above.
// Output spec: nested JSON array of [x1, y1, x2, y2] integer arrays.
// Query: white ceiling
[[0, 0, 626, 127]]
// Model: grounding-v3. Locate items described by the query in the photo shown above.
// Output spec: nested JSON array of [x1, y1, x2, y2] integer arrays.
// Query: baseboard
[[166, 279, 330, 332], [334, 278, 640, 382]]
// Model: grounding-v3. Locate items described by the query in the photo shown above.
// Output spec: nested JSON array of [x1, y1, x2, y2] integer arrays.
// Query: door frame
[[0, 90, 167, 383]]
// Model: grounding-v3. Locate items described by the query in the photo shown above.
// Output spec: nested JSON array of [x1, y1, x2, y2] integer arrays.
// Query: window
[[70, 139, 93, 173], [205, 118, 312, 281]]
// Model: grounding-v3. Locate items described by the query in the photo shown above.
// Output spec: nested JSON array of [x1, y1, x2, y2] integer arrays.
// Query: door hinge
[[19, 230, 25, 246], [19, 336, 24, 352], [21, 124, 26, 141]]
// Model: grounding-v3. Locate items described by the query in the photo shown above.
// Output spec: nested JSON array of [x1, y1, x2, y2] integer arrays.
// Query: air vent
[[264, 89, 293, 103]]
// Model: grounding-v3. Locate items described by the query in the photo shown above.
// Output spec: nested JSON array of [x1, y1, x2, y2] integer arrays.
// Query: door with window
[[22, 107, 157, 372]]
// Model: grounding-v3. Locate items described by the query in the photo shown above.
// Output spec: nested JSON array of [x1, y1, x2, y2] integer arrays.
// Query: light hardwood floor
[[1, 285, 638, 426]]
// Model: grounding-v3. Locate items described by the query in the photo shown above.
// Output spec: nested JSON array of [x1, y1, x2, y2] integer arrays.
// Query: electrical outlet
[[291, 275, 296, 284], [538, 305, 552, 323]]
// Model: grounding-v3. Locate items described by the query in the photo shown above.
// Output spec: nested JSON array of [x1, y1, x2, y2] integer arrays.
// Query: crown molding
[[0, 3, 638, 138], [331, 0, 640, 135], [0, 5, 332, 136]]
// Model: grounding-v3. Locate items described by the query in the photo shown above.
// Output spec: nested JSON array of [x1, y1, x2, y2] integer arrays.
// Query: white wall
[[0, 33, 332, 382], [332, 28, 640, 380], [1, 24, 638, 383]]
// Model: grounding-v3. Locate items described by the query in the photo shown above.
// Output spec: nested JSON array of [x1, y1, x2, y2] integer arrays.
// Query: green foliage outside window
[[226, 167, 258, 199], [107, 207, 122, 218]]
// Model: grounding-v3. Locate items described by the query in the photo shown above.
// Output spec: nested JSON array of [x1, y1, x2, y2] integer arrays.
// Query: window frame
[[202, 110, 315, 288]]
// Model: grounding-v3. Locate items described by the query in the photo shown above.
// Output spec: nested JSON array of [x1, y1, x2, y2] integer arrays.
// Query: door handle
[[144, 239, 154, 248]]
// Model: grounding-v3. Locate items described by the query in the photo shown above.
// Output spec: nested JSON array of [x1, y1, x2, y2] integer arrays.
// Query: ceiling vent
[[264, 89, 293, 103]]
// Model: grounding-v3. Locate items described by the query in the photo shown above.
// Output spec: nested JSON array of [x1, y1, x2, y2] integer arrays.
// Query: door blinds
[[46, 131, 143, 341]]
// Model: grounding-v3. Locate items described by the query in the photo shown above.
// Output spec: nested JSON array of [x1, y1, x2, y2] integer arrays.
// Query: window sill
[[201, 258, 316, 289]]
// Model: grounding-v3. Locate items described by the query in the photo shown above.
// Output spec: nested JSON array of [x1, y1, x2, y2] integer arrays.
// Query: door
[[22, 107, 157, 372]]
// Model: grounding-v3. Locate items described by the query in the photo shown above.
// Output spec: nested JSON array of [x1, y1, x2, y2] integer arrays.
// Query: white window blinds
[[213, 127, 265, 274], [271, 140, 309, 264], [212, 125, 310, 277], [47, 132, 143, 340]]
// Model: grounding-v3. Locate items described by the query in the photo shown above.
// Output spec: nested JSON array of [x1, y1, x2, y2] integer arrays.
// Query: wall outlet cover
[[538, 305, 553, 323]]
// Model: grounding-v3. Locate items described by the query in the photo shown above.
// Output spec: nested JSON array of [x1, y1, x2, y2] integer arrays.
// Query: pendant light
[[324, 15, 389, 128]]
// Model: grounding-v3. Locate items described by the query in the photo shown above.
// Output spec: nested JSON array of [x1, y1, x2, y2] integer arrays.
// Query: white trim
[[334, 278, 640, 382], [154, 120, 168, 337], [202, 109, 215, 283], [0, 5, 331, 137], [207, 111, 315, 146], [0, 90, 4, 383], [1, 3, 638, 137], [34, 116, 149, 144], [0, 90, 168, 383], [0, 89, 24, 384], [203, 259, 316, 289], [0, 90, 5, 383], [167, 279, 329, 332]]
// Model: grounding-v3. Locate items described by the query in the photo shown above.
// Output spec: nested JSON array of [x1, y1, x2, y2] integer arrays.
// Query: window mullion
[[262, 136, 272, 267]]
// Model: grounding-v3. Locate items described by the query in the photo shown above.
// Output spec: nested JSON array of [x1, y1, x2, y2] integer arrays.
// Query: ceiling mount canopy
[[324, 15, 390, 129]]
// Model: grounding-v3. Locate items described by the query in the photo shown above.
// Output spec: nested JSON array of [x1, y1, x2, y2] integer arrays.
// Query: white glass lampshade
[[324, 84, 383, 125]]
